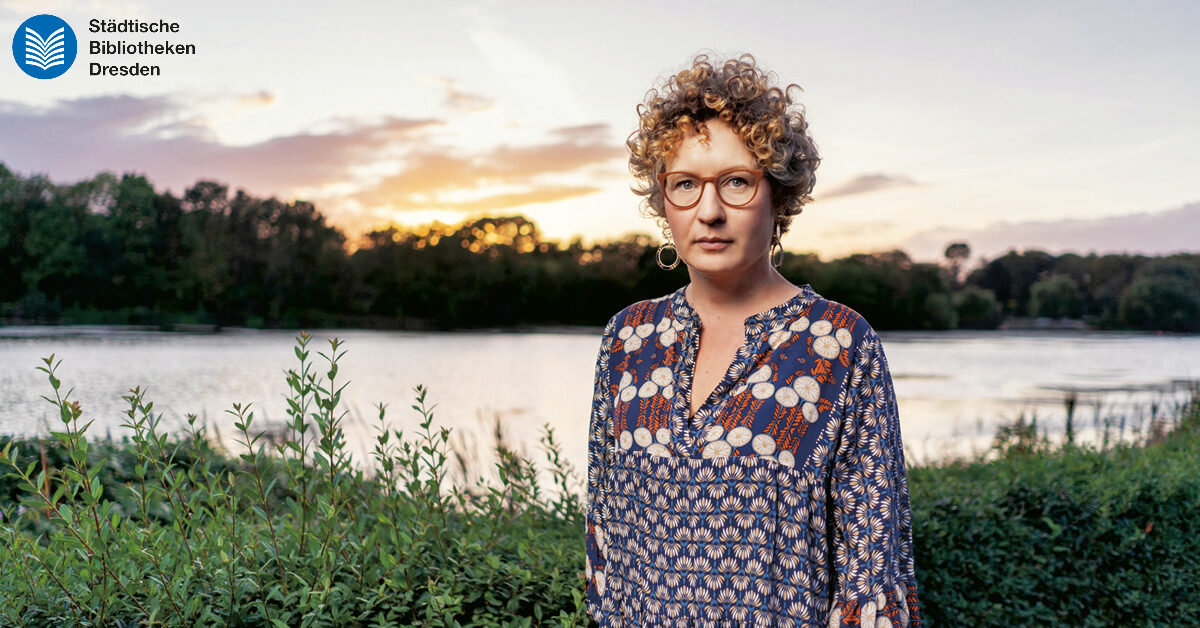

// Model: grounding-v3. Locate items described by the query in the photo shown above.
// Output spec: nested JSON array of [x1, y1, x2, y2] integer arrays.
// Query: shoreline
[[1, 322, 1191, 339]]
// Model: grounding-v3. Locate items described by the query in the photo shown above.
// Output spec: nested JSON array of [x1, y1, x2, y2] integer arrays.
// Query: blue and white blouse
[[585, 283, 922, 627]]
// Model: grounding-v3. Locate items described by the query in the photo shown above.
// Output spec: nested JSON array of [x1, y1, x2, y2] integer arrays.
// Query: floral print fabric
[[585, 284, 921, 627]]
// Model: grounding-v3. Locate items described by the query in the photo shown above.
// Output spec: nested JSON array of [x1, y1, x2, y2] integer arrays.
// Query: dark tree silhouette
[[1, 163, 1197, 332], [944, 242, 970, 288]]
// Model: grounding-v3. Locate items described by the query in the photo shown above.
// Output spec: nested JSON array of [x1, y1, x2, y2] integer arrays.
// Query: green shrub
[[1029, 273, 1084, 319], [953, 286, 1003, 329], [0, 332, 590, 626], [910, 387, 1200, 626]]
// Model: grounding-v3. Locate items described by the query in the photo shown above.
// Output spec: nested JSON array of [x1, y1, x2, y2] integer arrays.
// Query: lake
[[2, 326, 1197, 492]]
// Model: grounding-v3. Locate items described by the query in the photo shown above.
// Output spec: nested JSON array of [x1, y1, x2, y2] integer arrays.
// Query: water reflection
[[1, 327, 1197, 486]]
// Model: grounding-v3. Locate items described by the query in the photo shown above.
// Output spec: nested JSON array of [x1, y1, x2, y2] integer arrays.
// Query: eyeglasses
[[656, 168, 765, 209]]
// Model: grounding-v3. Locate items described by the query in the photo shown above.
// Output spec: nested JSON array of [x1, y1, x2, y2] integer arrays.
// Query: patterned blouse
[[584, 283, 922, 627]]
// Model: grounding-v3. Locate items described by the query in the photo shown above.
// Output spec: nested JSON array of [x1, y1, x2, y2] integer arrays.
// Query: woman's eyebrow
[[669, 164, 757, 173]]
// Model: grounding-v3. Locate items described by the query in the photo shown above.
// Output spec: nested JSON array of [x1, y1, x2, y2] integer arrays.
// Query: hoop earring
[[657, 242, 680, 270], [770, 222, 784, 269]]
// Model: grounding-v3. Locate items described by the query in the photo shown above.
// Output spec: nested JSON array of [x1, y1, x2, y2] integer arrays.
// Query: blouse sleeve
[[585, 314, 618, 624], [828, 328, 922, 628]]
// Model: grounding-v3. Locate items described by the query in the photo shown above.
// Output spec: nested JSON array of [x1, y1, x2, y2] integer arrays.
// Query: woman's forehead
[[667, 124, 757, 172]]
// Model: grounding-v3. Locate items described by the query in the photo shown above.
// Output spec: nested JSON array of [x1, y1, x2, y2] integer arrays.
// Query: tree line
[[2, 164, 1197, 331]]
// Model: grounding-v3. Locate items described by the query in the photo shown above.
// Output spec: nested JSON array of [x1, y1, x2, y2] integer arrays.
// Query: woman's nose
[[696, 182, 726, 223]]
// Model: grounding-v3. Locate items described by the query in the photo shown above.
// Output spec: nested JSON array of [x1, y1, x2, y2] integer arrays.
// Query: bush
[[1117, 259, 1200, 331], [1029, 273, 1083, 319], [909, 388, 1200, 626], [953, 286, 1003, 329], [0, 332, 590, 626]]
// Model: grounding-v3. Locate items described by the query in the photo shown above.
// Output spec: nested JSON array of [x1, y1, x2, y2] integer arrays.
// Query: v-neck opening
[[670, 282, 815, 456], [676, 283, 814, 327]]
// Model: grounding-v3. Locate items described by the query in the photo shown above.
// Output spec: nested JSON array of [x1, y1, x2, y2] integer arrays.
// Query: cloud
[[0, 94, 437, 195], [549, 123, 610, 143], [425, 184, 601, 213], [235, 90, 277, 109], [353, 123, 624, 212], [487, 136, 624, 178], [424, 76, 494, 113], [0, 91, 625, 235], [898, 202, 1200, 262], [816, 219, 900, 239], [819, 173, 920, 199]]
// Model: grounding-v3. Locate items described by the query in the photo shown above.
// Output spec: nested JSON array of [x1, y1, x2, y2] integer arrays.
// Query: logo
[[12, 14, 77, 79]]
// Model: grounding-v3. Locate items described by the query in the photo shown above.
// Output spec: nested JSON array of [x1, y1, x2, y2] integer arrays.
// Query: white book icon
[[25, 26, 66, 71]]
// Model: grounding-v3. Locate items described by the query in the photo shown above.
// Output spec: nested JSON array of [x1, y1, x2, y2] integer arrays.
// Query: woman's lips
[[695, 239, 730, 251]]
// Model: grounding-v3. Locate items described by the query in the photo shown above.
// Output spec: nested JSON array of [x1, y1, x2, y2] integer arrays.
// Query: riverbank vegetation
[[1, 333, 588, 626], [910, 383, 1200, 625], [3, 164, 1199, 332], [2, 333, 1198, 625]]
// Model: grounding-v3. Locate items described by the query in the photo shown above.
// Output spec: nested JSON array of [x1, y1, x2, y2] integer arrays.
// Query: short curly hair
[[627, 53, 820, 237]]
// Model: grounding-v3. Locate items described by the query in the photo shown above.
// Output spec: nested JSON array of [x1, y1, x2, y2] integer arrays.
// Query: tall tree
[[943, 242, 970, 288]]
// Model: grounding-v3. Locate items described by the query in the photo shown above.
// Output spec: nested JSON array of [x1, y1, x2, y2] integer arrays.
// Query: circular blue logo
[[12, 14, 77, 79]]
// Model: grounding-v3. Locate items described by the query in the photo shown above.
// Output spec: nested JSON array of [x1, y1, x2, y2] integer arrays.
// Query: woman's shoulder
[[600, 287, 685, 338], [798, 285, 882, 351]]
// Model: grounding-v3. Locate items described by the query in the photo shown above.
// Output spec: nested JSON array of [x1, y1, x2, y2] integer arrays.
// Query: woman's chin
[[683, 256, 753, 280]]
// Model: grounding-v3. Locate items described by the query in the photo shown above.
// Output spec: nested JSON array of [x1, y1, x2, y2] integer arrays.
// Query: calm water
[[2, 326, 1197, 489]]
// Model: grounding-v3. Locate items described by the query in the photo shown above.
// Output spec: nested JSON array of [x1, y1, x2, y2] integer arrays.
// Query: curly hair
[[627, 53, 820, 237]]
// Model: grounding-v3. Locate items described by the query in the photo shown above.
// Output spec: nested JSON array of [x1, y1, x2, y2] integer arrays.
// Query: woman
[[584, 53, 922, 627]]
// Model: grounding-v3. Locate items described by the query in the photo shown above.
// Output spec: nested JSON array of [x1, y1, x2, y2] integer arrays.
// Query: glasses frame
[[656, 167, 766, 209]]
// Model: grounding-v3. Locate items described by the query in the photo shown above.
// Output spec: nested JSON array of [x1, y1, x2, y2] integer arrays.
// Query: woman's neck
[[684, 262, 798, 322]]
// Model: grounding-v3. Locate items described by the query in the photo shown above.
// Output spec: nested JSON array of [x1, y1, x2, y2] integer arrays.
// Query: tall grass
[[0, 331, 589, 626]]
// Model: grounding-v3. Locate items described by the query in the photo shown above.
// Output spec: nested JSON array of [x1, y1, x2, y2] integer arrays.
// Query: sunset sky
[[2, 0, 1197, 263]]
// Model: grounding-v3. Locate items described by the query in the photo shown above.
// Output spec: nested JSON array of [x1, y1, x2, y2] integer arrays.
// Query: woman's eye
[[674, 180, 696, 190], [723, 176, 749, 188]]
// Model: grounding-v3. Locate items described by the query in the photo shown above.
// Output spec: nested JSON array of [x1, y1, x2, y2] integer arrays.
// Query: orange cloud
[[236, 90, 277, 108], [418, 184, 600, 213], [354, 124, 624, 212]]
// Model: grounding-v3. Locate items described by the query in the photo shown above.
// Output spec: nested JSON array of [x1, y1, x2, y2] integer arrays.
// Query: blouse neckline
[[665, 282, 819, 457], [670, 282, 817, 329]]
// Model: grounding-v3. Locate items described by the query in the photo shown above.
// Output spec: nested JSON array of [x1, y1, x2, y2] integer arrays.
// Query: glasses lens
[[717, 170, 759, 206], [663, 172, 701, 206]]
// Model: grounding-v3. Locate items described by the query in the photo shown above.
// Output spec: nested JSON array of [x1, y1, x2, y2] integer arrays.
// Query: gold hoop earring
[[770, 222, 784, 269], [657, 242, 680, 270], [657, 222, 680, 271]]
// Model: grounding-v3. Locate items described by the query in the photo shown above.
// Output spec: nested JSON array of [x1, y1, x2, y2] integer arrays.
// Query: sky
[[1, 0, 1197, 263]]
